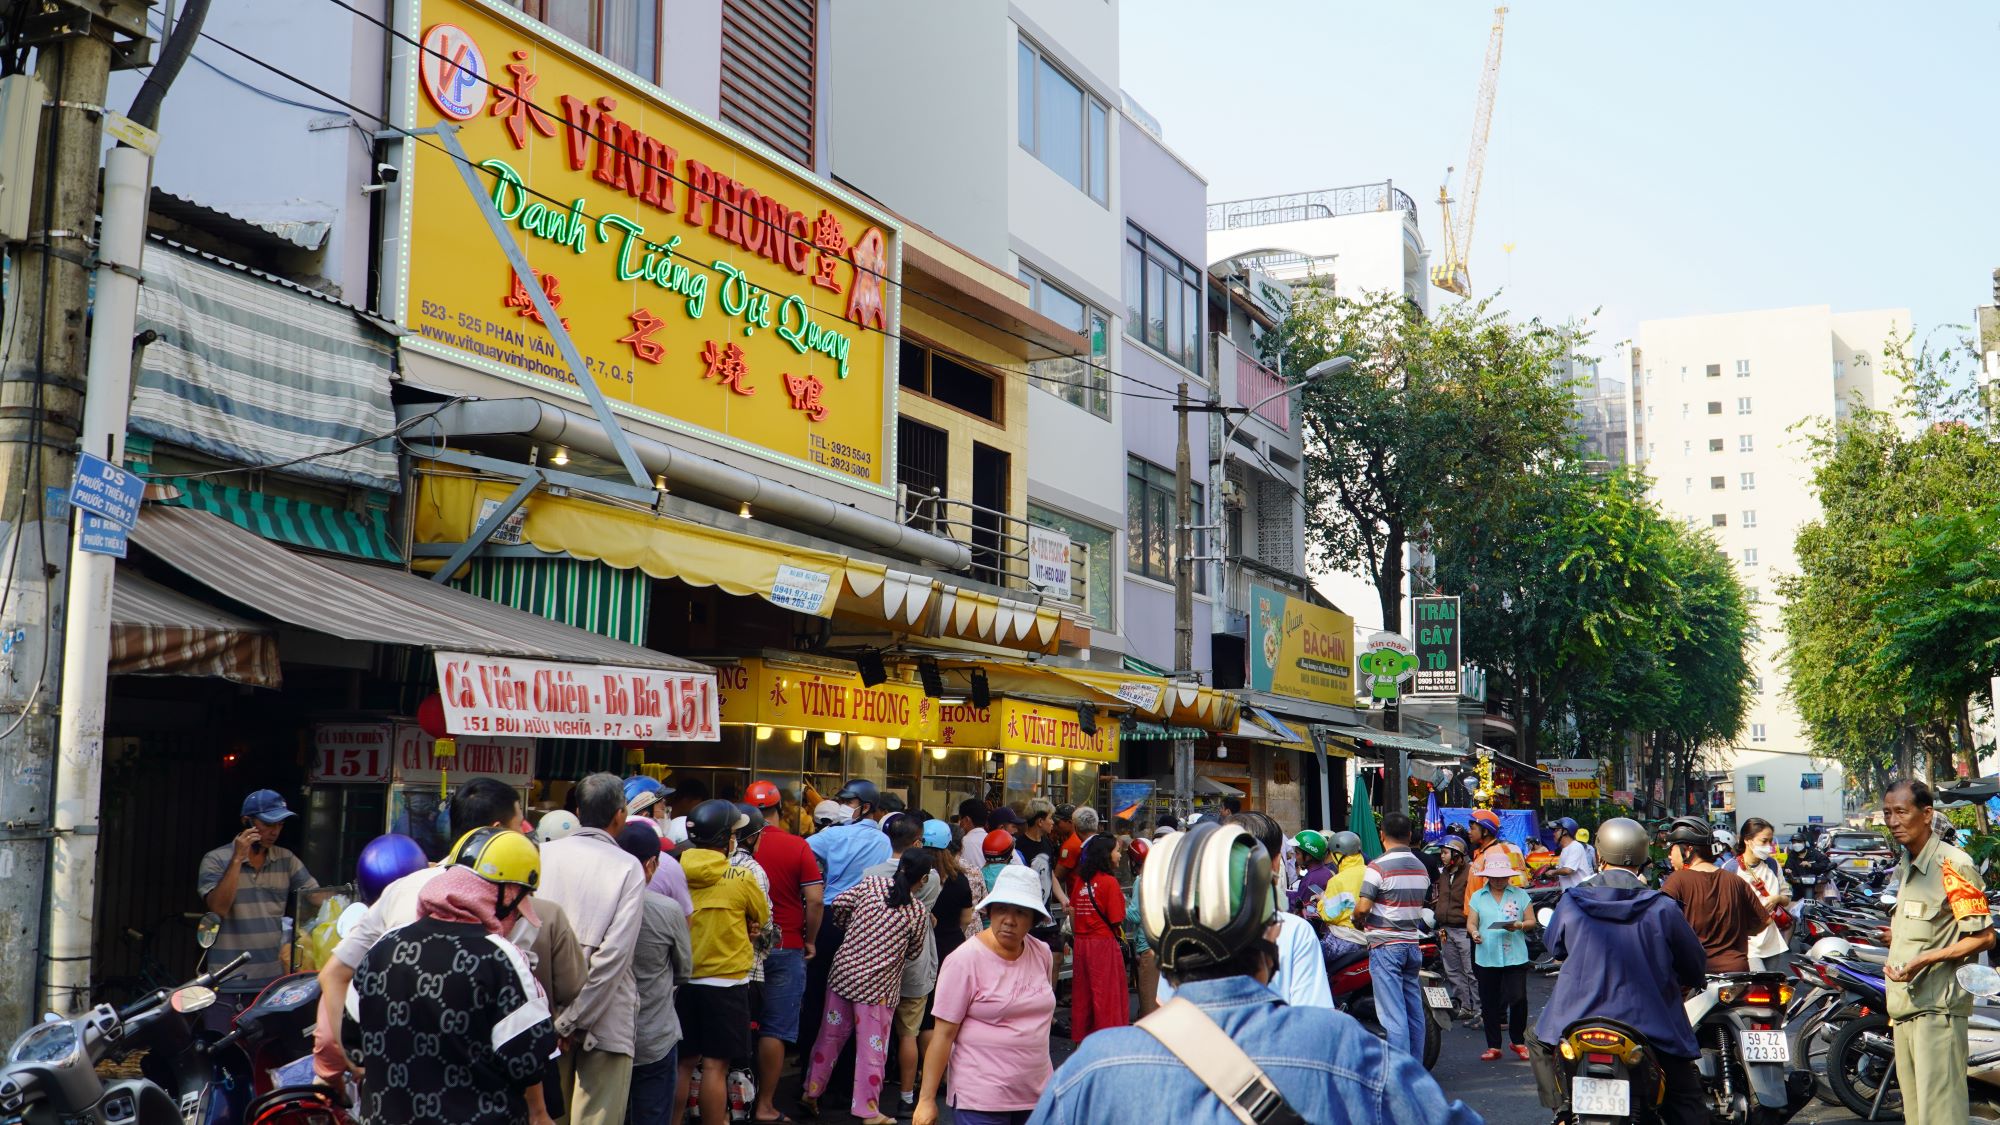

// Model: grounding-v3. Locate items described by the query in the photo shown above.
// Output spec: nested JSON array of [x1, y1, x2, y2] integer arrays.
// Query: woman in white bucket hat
[[911, 865, 1056, 1125]]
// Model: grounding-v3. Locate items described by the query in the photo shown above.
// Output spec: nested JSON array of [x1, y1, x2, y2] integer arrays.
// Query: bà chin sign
[[396, 1, 900, 494], [434, 650, 718, 740]]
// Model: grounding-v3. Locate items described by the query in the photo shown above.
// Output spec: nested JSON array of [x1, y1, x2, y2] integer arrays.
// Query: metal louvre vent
[[719, 0, 817, 167]]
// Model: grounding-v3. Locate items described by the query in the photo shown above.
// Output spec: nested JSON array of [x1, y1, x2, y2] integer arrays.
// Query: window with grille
[[720, 0, 817, 166], [1712, 513, 1727, 527], [1255, 478, 1295, 571], [1706, 363, 1721, 378], [897, 416, 948, 532], [1710, 476, 1725, 490], [1709, 438, 1724, 452]]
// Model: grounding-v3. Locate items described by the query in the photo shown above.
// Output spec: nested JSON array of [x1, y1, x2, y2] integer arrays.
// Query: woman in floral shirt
[[799, 849, 935, 1124]]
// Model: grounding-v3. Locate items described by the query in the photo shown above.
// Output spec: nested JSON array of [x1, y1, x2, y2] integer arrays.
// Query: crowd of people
[[192, 772, 1995, 1125]]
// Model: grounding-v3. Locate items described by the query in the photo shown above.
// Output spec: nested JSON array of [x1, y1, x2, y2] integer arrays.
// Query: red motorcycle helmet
[[1130, 838, 1150, 865], [982, 829, 1016, 858], [744, 780, 781, 810]]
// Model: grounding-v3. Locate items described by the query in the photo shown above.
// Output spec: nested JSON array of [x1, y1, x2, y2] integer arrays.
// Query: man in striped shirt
[[197, 789, 319, 1030], [1356, 811, 1431, 1061]]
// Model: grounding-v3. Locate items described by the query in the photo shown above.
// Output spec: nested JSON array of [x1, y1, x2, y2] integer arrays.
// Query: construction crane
[[1432, 6, 1508, 298]]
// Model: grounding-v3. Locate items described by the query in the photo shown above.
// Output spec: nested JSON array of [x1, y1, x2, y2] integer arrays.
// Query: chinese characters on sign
[[401, 0, 896, 492], [1027, 525, 1071, 598]]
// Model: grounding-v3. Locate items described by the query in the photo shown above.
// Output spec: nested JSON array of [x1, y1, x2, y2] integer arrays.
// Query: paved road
[[1425, 970, 1875, 1124]]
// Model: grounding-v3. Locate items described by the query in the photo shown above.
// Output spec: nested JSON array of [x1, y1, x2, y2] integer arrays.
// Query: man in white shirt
[[1155, 811, 1333, 1010], [1551, 817, 1597, 891]]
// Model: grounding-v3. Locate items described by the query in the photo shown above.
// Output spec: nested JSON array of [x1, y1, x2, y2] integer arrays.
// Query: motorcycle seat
[[1971, 1013, 2000, 1032], [1325, 945, 1370, 975]]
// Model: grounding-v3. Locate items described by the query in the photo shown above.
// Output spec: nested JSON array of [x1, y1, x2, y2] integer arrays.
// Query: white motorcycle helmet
[[1805, 936, 1855, 962]]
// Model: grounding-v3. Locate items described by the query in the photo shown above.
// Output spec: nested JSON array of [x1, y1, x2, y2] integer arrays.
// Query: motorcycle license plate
[[1424, 986, 1453, 1009], [1571, 1076, 1630, 1115], [1740, 1030, 1790, 1063]]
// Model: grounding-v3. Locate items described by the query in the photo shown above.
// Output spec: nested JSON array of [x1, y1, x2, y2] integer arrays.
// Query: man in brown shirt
[[1660, 816, 1767, 973], [1430, 833, 1481, 1022]]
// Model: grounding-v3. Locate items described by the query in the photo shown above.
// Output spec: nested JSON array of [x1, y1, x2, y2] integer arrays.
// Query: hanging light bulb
[[855, 736, 878, 751], [550, 446, 570, 466], [930, 746, 947, 760], [738, 501, 752, 519], [824, 731, 843, 746], [755, 726, 773, 740], [885, 737, 902, 750], [1048, 757, 1067, 772], [788, 729, 806, 744]]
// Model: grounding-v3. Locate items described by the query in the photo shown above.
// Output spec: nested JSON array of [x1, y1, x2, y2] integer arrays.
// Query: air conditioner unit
[[1220, 480, 1247, 510]]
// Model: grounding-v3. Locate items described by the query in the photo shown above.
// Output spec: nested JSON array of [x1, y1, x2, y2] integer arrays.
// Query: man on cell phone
[[196, 789, 320, 1030]]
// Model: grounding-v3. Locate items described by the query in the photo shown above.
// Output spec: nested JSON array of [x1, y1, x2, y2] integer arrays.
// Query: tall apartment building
[[1630, 306, 1907, 829]]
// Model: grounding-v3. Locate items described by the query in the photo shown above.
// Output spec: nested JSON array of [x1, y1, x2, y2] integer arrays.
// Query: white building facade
[[1630, 305, 1908, 830]]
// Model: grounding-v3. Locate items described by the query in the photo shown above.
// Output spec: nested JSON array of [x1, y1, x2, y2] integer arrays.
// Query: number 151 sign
[[311, 722, 393, 783]]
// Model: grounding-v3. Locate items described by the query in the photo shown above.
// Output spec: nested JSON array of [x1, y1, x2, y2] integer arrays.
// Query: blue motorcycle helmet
[[355, 833, 428, 905]]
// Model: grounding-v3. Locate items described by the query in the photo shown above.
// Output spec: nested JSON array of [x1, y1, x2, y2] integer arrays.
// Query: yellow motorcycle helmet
[[446, 826, 542, 891]]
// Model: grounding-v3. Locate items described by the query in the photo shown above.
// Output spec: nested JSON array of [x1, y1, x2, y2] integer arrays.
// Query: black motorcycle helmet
[[1666, 816, 1717, 862], [687, 798, 748, 848], [733, 801, 767, 849], [834, 778, 881, 813]]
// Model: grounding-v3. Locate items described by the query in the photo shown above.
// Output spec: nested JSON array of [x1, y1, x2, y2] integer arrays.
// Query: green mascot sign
[[1359, 632, 1418, 702]]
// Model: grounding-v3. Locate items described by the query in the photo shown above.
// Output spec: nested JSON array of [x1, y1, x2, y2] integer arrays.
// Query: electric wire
[[190, 18, 1195, 406]]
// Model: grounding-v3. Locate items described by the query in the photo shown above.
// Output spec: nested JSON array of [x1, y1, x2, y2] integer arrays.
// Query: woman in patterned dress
[[798, 848, 935, 1124]]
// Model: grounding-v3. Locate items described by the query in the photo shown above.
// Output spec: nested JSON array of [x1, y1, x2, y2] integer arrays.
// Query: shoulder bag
[[1135, 997, 1305, 1125]]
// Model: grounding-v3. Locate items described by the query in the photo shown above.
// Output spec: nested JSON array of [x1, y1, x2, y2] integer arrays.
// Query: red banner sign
[[434, 650, 719, 741]]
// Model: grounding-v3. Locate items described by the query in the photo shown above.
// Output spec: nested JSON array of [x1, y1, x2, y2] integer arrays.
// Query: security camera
[[362, 162, 399, 194]]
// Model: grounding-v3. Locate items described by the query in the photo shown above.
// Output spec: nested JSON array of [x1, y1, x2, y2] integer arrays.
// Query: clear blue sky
[[1121, 1, 2000, 353]]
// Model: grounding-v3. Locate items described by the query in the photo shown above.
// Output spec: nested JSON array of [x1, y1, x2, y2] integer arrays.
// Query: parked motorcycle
[[1787, 937, 1889, 1105], [1324, 931, 1450, 1070], [0, 914, 252, 1125], [1820, 962, 2000, 1120], [207, 973, 352, 1124], [1683, 971, 1817, 1123]]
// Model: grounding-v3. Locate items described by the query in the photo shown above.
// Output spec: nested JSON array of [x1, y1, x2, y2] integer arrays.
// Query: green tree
[[1871, 500, 2000, 772], [1282, 289, 1580, 633], [1779, 333, 2000, 791]]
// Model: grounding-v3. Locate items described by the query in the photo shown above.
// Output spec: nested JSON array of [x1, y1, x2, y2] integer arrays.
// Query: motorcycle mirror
[[1879, 893, 1897, 907], [336, 901, 369, 939], [1537, 907, 1554, 928], [169, 985, 216, 1014], [196, 912, 221, 949], [1958, 963, 2000, 999], [1421, 907, 1436, 928]]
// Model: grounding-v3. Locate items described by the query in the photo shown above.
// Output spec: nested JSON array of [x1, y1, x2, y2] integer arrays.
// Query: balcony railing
[[898, 488, 1092, 620], [1233, 345, 1290, 433], [1206, 181, 1418, 232]]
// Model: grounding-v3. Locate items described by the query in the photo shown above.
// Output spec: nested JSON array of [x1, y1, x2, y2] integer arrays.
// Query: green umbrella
[[1351, 772, 1383, 860]]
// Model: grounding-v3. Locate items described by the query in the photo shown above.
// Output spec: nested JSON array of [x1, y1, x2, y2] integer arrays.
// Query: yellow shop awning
[[418, 470, 866, 619], [414, 471, 1068, 653], [712, 656, 942, 741], [934, 696, 1122, 765]]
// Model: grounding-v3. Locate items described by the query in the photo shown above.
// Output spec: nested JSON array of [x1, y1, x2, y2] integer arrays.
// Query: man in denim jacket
[[1028, 821, 1480, 1125]]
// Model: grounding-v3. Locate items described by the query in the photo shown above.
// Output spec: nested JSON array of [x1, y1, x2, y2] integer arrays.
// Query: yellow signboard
[[715, 659, 940, 742], [395, 1, 899, 493], [1248, 584, 1357, 707], [936, 699, 1121, 765]]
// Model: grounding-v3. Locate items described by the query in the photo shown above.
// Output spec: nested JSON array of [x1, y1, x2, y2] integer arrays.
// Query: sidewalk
[[748, 1032, 1080, 1124]]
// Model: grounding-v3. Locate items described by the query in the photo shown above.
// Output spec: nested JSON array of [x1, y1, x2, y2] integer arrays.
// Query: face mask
[[1749, 843, 1773, 861]]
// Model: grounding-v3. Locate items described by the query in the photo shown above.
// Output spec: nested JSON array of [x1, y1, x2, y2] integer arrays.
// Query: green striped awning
[[452, 555, 652, 646], [158, 477, 400, 562]]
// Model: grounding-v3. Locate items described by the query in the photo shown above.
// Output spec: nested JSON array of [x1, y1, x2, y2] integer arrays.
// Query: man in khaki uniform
[[1883, 779, 1994, 1125]]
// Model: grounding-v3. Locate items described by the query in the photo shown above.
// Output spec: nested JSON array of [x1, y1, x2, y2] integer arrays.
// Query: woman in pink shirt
[[913, 865, 1057, 1125]]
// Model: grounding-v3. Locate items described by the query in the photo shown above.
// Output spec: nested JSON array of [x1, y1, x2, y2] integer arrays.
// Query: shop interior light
[[885, 737, 902, 750], [930, 746, 946, 759], [969, 668, 990, 708], [824, 731, 843, 746], [1006, 754, 1021, 766], [738, 501, 752, 519], [550, 445, 570, 466], [755, 726, 774, 740], [856, 736, 878, 751], [1048, 757, 1067, 772], [788, 729, 806, 743]]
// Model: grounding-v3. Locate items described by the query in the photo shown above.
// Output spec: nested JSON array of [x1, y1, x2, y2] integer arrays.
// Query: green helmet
[[1293, 830, 1330, 862]]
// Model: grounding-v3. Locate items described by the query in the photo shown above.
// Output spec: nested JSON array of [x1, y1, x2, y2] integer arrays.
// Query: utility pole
[[1172, 378, 1195, 822], [0, 28, 111, 1033], [47, 141, 150, 1014]]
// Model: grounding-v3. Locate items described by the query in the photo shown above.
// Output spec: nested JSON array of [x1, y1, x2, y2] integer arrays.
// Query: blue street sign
[[77, 514, 128, 558], [68, 452, 143, 529]]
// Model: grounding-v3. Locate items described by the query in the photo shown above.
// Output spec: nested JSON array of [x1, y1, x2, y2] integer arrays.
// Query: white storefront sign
[[433, 650, 720, 741], [1547, 759, 1602, 800], [1028, 525, 1071, 598], [393, 725, 537, 787], [310, 722, 395, 783]]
